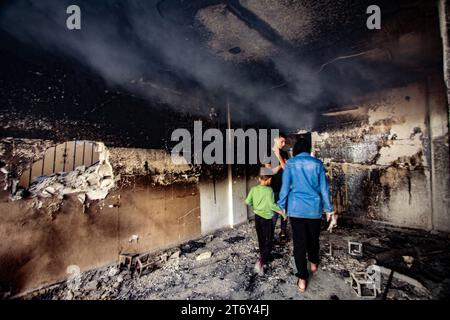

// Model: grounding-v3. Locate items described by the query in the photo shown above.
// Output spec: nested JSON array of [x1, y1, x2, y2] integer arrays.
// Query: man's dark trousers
[[290, 217, 321, 279]]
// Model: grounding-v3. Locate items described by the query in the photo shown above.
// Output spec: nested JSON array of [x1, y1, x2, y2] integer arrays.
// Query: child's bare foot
[[297, 278, 307, 293], [310, 263, 318, 273], [254, 259, 264, 276]]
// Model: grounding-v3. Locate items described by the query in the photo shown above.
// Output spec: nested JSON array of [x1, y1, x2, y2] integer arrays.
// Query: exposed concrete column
[[199, 101, 249, 235], [432, 0, 450, 232], [199, 177, 230, 235], [230, 166, 249, 227], [427, 76, 450, 232], [439, 0, 450, 104], [199, 167, 248, 235]]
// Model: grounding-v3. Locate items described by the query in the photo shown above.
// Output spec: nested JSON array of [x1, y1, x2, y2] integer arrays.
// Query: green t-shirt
[[245, 184, 282, 220]]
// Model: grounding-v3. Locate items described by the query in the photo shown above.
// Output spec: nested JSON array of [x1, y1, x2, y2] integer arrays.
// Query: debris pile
[[28, 163, 114, 201], [7, 143, 116, 219], [18, 220, 449, 300], [319, 222, 450, 300], [28, 143, 114, 201]]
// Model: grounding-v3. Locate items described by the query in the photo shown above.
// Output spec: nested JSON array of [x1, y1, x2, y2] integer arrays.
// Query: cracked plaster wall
[[312, 81, 449, 231]]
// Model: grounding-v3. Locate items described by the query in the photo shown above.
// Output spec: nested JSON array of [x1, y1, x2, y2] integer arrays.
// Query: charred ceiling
[[0, 0, 444, 147]]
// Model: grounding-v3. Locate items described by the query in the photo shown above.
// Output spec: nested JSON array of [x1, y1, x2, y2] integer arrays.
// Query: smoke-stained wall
[[0, 143, 201, 294], [312, 79, 449, 231]]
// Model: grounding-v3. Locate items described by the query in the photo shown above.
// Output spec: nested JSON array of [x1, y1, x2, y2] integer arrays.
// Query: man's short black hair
[[278, 132, 287, 139], [293, 138, 311, 156]]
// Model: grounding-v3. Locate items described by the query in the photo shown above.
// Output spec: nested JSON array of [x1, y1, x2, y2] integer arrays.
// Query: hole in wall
[[19, 141, 100, 189]]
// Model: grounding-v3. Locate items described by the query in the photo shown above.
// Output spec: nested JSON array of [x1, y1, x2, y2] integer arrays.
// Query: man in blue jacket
[[277, 138, 334, 293]]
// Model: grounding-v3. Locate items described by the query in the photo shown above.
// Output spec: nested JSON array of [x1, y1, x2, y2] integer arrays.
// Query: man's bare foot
[[310, 263, 318, 273], [297, 279, 307, 293]]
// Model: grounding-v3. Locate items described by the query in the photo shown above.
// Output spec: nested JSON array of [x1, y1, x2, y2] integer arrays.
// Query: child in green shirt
[[245, 169, 287, 275]]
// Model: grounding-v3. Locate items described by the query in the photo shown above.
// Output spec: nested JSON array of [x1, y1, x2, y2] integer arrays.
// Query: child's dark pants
[[255, 215, 274, 265], [290, 217, 322, 279]]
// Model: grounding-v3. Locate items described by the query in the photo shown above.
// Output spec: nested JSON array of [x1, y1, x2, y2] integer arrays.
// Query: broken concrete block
[[100, 178, 114, 189], [325, 242, 332, 256], [86, 189, 109, 200], [97, 162, 113, 179], [196, 251, 212, 261], [159, 253, 168, 262], [366, 264, 430, 295], [77, 193, 86, 204], [348, 241, 363, 256], [402, 255, 414, 268], [75, 165, 86, 172], [350, 272, 377, 298], [169, 251, 181, 260], [108, 267, 119, 277], [42, 186, 56, 197], [85, 280, 99, 291], [65, 290, 74, 300]]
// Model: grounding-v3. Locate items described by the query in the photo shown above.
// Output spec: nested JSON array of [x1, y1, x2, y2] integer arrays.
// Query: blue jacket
[[277, 152, 333, 219]]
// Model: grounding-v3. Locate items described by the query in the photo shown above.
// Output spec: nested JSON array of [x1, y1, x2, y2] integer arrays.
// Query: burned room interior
[[0, 0, 449, 300]]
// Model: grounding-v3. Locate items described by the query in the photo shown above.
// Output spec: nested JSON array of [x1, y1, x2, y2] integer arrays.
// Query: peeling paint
[[312, 82, 438, 229], [108, 147, 201, 186]]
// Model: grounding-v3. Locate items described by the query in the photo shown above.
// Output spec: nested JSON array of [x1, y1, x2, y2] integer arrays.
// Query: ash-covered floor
[[22, 220, 450, 300]]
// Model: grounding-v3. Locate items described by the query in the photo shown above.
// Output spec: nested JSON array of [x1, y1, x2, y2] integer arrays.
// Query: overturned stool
[[350, 272, 377, 298], [119, 253, 139, 271], [135, 252, 160, 277]]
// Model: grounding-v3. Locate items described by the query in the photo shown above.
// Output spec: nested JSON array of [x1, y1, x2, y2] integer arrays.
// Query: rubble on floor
[[19, 220, 450, 300]]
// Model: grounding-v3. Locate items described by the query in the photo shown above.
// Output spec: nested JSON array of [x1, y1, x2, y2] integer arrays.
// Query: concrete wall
[[231, 167, 249, 227], [312, 80, 449, 231], [199, 177, 230, 234], [0, 139, 257, 294], [436, 0, 450, 232], [199, 166, 248, 235], [0, 183, 200, 294], [199, 167, 248, 234], [0, 142, 202, 294]]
